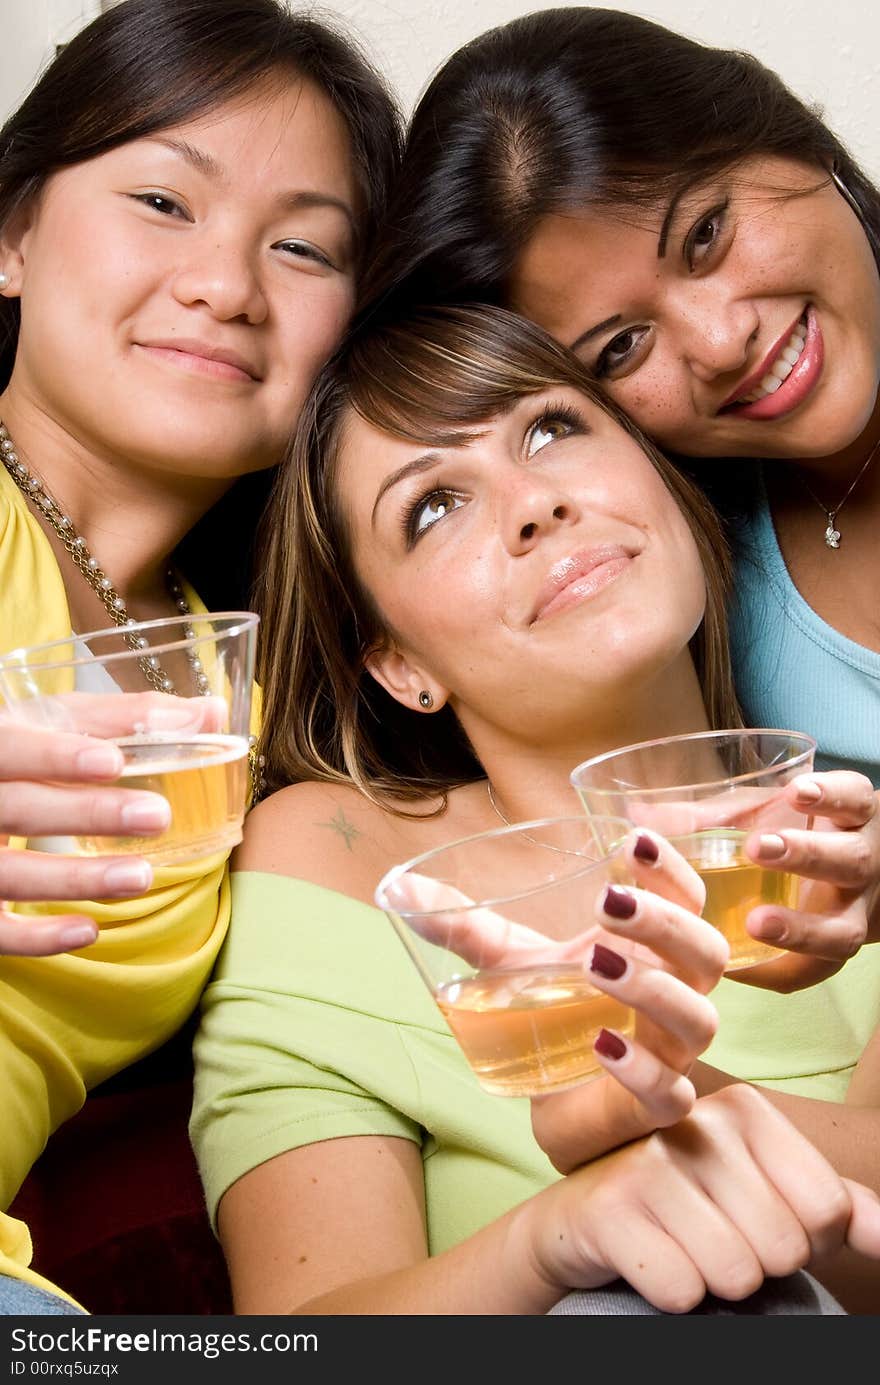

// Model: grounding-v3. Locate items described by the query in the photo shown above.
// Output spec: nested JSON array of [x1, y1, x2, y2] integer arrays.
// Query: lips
[[531, 544, 632, 624], [136, 337, 262, 382], [719, 306, 823, 421]]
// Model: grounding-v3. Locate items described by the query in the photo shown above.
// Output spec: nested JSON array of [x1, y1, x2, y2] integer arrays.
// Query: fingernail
[[633, 832, 660, 865], [757, 833, 787, 860], [756, 916, 786, 942], [590, 943, 628, 980], [792, 775, 822, 803], [58, 922, 98, 950], [595, 1028, 628, 1061], [76, 744, 124, 778], [120, 796, 171, 832], [602, 884, 637, 920], [101, 861, 153, 895], [144, 704, 202, 732]]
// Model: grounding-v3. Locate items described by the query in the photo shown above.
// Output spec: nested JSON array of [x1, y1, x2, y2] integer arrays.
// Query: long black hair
[[0, 0, 402, 606], [361, 6, 880, 314]]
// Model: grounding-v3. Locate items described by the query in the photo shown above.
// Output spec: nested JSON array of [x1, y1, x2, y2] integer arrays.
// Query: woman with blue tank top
[[335, 8, 880, 1309]]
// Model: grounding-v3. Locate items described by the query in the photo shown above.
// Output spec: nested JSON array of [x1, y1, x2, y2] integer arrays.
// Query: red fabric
[[9, 1029, 232, 1315]]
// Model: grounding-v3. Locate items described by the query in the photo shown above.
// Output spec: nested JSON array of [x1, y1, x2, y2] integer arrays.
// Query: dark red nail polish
[[590, 943, 627, 980], [595, 1028, 627, 1061], [633, 833, 659, 864], [602, 884, 637, 919]]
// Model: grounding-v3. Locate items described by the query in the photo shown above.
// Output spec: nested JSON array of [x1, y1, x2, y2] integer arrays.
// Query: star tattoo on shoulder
[[316, 807, 363, 851]]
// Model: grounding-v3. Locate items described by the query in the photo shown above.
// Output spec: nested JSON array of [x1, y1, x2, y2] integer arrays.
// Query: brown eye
[[409, 489, 465, 540], [593, 326, 651, 380], [684, 201, 728, 269], [526, 408, 583, 457]]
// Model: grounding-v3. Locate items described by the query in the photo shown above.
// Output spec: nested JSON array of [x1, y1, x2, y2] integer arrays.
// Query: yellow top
[[0, 463, 234, 1304]]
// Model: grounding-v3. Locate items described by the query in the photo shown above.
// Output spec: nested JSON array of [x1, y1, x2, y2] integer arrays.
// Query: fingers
[[0, 691, 228, 741], [589, 942, 718, 1056], [840, 1179, 880, 1259], [725, 949, 843, 994], [619, 829, 706, 914], [591, 1028, 696, 1127], [700, 1085, 857, 1265], [586, 1203, 712, 1313], [0, 780, 170, 840], [0, 723, 127, 785], [746, 899, 865, 962], [785, 772, 878, 829], [747, 823, 877, 888], [597, 882, 730, 990], [0, 846, 153, 902], [0, 908, 98, 957]]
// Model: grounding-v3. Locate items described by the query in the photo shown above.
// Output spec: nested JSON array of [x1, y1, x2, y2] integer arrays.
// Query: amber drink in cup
[[376, 815, 636, 1097], [0, 612, 258, 866], [571, 729, 817, 970]]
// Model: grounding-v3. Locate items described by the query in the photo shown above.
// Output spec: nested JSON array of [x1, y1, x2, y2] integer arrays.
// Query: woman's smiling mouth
[[531, 544, 632, 623], [720, 307, 824, 421]]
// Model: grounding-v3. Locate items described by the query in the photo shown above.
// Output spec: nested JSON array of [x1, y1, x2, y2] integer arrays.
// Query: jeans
[[0, 1273, 86, 1316]]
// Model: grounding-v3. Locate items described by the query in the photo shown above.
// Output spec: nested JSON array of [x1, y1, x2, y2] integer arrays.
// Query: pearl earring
[[0, 273, 9, 291], [418, 690, 434, 709]]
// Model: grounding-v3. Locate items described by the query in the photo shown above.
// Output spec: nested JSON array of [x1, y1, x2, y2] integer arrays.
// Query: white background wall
[[2, 0, 879, 179]]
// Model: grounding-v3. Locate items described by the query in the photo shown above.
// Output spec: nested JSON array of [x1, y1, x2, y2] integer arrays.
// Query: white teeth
[[734, 316, 808, 406]]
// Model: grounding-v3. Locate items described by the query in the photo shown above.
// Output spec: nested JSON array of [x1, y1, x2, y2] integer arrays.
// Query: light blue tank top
[[728, 471, 880, 787]]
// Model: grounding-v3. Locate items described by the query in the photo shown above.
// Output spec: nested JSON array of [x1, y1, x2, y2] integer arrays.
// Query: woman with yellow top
[[0, 0, 400, 1312]]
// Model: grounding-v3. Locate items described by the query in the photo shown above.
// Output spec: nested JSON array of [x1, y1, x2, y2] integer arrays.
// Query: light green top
[[191, 872, 559, 1250], [192, 873, 880, 1245], [708, 945, 880, 1100]]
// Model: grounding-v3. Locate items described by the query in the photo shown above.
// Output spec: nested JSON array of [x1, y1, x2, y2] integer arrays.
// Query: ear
[[0, 197, 38, 297], [364, 641, 448, 714]]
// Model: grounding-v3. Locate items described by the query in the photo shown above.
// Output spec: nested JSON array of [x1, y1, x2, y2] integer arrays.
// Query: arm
[[217, 1086, 880, 1316], [1, 693, 236, 1198]]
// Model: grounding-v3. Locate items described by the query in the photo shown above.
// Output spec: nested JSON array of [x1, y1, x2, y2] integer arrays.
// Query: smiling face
[[336, 387, 707, 744], [509, 157, 880, 462], [1, 75, 358, 480]]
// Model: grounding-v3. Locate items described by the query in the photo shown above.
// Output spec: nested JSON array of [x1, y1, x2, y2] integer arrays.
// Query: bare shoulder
[[234, 780, 435, 905]]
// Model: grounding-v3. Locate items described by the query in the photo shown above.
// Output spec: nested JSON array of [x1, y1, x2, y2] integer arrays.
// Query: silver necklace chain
[[0, 419, 266, 801], [796, 436, 880, 549], [486, 779, 585, 856]]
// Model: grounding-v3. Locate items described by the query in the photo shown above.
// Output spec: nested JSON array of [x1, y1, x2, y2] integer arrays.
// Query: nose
[[171, 234, 268, 324], [500, 468, 580, 555], [672, 283, 760, 383]]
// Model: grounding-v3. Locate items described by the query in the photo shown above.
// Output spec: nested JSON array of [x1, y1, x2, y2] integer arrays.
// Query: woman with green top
[[192, 305, 880, 1314]]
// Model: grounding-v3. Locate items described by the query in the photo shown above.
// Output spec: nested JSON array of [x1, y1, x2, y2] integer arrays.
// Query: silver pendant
[[824, 521, 841, 548]]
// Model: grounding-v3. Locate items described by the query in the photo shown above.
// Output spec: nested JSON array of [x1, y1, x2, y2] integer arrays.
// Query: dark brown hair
[[257, 304, 740, 807], [360, 6, 880, 315]]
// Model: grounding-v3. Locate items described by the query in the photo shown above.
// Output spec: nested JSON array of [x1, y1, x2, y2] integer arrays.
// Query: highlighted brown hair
[[257, 304, 740, 807]]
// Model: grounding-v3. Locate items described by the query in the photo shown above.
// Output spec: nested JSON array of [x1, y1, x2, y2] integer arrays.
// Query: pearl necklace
[[0, 420, 209, 696], [0, 419, 266, 800]]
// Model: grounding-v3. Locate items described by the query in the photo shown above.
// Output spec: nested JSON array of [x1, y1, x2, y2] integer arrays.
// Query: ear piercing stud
[[418, 690, 434, 709]]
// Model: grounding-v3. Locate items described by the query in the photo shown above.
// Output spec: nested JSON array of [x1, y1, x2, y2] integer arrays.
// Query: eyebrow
[[568, 314, 622, 356], [149, 136, 357, 231], [567, 186, 691, 355], [371, 453, 443, 528]]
